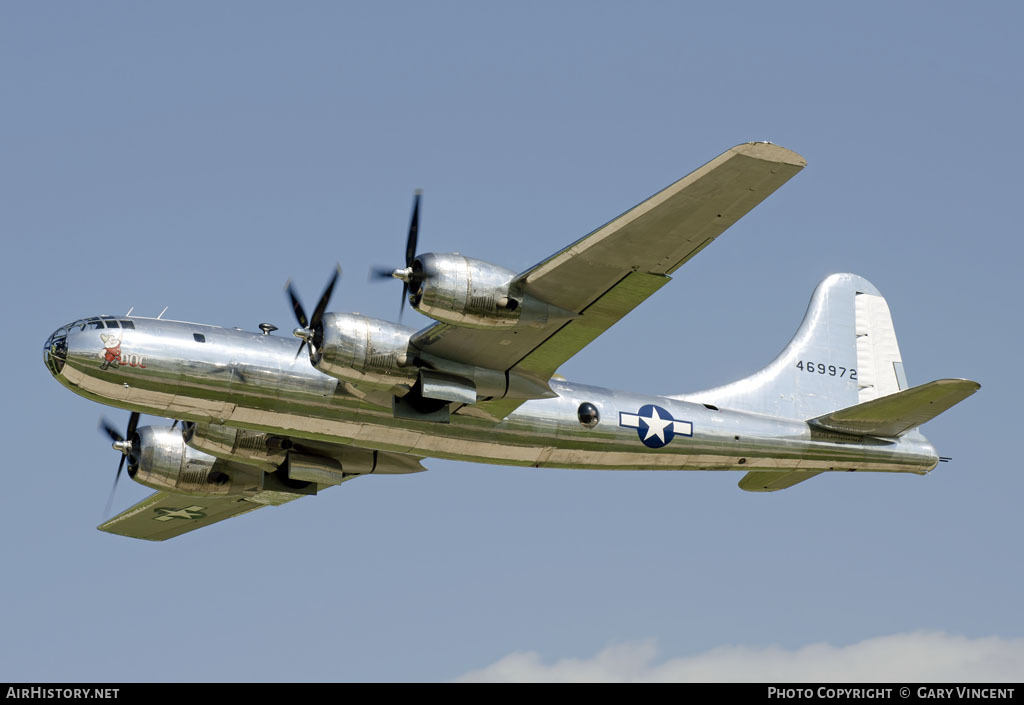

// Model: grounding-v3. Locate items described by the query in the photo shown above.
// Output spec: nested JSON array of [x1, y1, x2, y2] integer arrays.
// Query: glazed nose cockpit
[[43, 326, 69, 375], [43, 316, 136, 377]]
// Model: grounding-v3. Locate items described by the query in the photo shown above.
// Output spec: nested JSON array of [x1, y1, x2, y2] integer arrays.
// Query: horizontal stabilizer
[[739, 470, 823, 492], [808, 378, 980, 438]]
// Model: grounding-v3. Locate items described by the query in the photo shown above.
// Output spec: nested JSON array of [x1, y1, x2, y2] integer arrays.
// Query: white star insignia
[[641, 407, 673, 443], [154, 505, 206, 522]]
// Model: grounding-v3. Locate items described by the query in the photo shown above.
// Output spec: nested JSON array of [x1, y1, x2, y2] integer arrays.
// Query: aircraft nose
[[43, 326, 69, 376]]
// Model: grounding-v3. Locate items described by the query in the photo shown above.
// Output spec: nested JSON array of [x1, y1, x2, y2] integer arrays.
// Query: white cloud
[[456, 632, 1024, 683]]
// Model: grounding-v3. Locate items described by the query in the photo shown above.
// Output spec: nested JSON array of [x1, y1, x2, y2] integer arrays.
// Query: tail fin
[[675, 273, 921, 420]]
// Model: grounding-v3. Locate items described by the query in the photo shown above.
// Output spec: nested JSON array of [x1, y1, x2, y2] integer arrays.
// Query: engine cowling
[[410, 254, 518, 328], [128, 426, 243, 496], [409, 253, 577, 329], [311, 312, 419, 389]]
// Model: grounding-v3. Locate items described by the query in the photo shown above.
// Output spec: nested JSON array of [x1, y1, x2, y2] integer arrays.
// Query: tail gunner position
[[42, 143, 979, 540]]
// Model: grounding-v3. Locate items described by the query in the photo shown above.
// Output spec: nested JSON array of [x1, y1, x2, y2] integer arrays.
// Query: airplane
[[42, 142, 980, 541]]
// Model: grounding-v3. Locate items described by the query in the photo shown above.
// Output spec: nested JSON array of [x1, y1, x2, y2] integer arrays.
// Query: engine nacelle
[[182, 421, 283, 473], [311, 312, 419, 390], [183, 422, 427, 481], [129, 426, 243, 496], [308, 304, 559, 405], [410, 253, 576, 329]]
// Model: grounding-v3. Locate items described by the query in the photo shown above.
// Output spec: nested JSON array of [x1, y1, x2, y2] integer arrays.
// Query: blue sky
[[2, 1, 1021, 682]]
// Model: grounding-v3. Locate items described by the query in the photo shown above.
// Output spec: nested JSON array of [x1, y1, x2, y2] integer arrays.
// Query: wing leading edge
[[412, 142, 807, 419]]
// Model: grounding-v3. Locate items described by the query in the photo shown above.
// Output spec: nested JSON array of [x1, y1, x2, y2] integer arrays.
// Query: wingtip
[[732, 141, 807, 168], [938, 378, 982, 393]]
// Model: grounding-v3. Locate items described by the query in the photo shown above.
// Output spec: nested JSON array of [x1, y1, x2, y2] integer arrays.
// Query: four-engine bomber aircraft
[[42, 142, 979, 540]]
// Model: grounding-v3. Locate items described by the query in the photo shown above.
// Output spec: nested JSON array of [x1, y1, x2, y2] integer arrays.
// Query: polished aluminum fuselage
[[44, 316, 938, 476]]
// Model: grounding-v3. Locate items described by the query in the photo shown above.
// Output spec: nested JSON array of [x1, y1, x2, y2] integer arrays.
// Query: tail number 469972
[[796, 361, 856, 379]]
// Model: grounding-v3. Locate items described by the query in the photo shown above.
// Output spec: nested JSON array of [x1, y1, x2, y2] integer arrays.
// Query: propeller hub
[[112, 440, 131, 455], [293, 327, 313, 342], [393, 267, 413, 283]]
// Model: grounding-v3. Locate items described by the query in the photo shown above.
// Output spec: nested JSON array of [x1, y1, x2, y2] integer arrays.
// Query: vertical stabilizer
[[675, 273, 909, 420]]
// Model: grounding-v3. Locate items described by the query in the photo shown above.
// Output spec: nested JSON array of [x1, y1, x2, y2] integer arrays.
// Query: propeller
[[100, 411, 140, 517], [286, 265, 341, 359], [370, 190, 429, 320]]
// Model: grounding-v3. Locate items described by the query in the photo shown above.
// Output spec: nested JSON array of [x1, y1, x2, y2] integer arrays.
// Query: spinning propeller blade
[[100, 411, 140, 517], [286, 265, 341, 359], [369, 191, 429, 321]]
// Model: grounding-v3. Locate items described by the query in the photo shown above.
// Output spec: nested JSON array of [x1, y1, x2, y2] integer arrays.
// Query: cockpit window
[[56, 320, 88, 334], [193, 333, 206, 343], [57, 318, 133, 334]]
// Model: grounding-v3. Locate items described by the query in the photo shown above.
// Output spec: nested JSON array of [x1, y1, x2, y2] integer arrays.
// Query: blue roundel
[[634, 404, 675, 449], [618, 404, 693, 449]]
